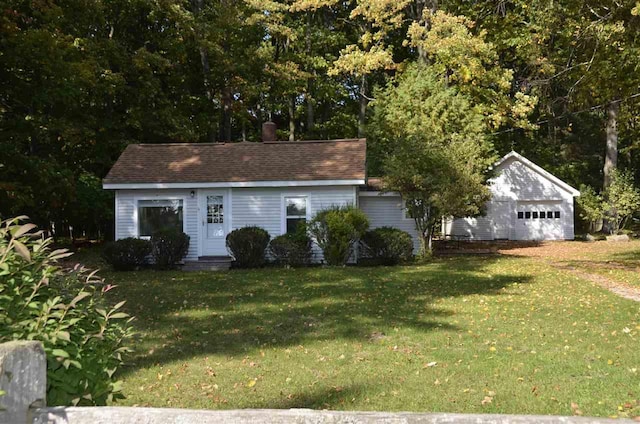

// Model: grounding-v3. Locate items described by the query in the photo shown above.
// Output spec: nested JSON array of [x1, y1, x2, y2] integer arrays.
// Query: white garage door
[[515, 203, 563, 240]]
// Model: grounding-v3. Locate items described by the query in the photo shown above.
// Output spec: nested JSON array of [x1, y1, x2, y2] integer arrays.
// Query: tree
[[371, 64, 496, 255], [603, 169, 640, 234], [577, 185, 606, 233]]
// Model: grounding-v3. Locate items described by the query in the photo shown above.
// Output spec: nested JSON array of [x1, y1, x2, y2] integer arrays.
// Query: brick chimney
[[261, 121, 277, 142]]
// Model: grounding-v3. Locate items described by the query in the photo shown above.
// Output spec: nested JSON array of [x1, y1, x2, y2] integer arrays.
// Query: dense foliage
[[360, 227, 414, 265], [2, 0, 640, 237], [578, 171, 640, 234], [150, 230, 190, 270], [308, 205, 369, 266], [371, 64, 496, 254], [269, 225, 313, 267], [102, 238, 151, 271], [0, 217, 133, 406], [226, 227, 270, 268]]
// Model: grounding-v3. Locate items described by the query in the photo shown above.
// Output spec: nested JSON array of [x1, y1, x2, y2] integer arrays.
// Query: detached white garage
[[443, 151, 580, 241]]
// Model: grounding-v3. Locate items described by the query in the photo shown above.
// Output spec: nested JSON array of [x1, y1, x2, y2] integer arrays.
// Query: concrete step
[[182, 256, 232, 272]]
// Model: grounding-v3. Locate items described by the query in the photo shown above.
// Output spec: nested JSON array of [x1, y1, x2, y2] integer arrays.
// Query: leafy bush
[[360, 227, 414, 265], [308, 205, 369, 266], [226, 226, 270, 268], [578, 171, 640, 234], [0, 216, 133, 406], [102, 238, 151, 271], [150, 229, 190, 270], [269, 224, 312, 267], [577, 185, 605, 233], [604, 170, 640, 234]]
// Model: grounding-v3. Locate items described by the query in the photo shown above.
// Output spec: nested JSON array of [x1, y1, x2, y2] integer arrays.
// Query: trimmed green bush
[[308, 205, 369, 266], [360, 227, 414, 265], [226, 226, 270, 268], [269, 224, 312, 267], [0, 216, 133, 406], [102, 238, 151, 271], [150, 229, 190, 270]]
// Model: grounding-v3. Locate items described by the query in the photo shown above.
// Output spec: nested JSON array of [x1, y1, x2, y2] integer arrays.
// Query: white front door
[[201, 191, 229, 256]]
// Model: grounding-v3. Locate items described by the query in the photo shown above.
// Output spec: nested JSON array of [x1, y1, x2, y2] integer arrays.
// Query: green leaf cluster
[[308, 205, 369, 266], [0, 216, 134, 406]]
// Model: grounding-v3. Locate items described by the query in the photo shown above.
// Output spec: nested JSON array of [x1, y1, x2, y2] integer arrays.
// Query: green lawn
[[102, 253, 640, 418]]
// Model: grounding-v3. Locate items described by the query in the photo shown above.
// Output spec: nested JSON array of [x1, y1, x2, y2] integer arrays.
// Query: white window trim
[[133, 195, 188, 239], [281, 194, 310, 235], [402, 198, 413, 221]]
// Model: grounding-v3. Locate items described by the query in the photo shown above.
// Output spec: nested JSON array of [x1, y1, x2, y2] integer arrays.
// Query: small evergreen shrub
[[226, 226, 270, 268], [360, 227, 414, 265], [150, 229, 190, 270], [269, 225, 312, 267], [308, 205, 369, 266], [0, 217, 133, 406], [102, 238, 151, 271]]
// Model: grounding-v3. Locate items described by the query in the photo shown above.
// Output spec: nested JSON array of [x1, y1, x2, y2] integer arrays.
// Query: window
[[284, 196, 307, 234], [525, 211, 531, 219], [138, 199, 183, 238], [540, 211, 546, 219], [554, 211, 561, 219], [532, 211, 539, 219], [517, 212, 524, 219], [547, 211, 553, 218]]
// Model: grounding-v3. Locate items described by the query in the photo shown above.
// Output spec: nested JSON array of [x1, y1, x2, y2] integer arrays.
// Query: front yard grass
[[104, 254, 640, 418]]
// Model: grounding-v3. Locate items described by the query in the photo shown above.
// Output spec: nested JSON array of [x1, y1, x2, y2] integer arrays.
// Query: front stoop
[[182, 256, 232, 271]]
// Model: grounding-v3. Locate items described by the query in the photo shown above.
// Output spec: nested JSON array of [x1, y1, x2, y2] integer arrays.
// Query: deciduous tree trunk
[[358, 75, 367, 138], [192, 0, 216, 142], [289, 95, 296, 141], [603, 100, 620, 189]]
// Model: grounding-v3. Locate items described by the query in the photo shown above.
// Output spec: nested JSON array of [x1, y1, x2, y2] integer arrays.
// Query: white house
[[442, 151, 580, 241], [103, 128, 579, 267]]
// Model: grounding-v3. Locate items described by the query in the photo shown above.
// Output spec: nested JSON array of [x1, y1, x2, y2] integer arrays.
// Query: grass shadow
[[109, 255, 533, 377]]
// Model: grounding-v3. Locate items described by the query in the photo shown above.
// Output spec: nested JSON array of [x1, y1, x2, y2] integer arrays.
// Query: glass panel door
[[206, 195, 225, 238]]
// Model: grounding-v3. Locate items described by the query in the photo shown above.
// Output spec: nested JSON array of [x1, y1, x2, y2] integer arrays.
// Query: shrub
[[226, 226, 270, 268], [360, 227, 414, 265], [308, 205, 369, 266], [0, 216, 133, 406], [150, 229, 190, 270], [102, 238, 151, 271], [269, 224, 312, 267]]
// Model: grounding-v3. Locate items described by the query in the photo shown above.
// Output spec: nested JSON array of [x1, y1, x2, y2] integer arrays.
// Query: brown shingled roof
[[104, 139, 366, 184]]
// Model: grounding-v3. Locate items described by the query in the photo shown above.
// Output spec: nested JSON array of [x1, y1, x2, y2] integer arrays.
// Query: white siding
[[446, 155, 577, 241], [359, 195, 421, 253], [114, 189, 199, 260], [491, 157, 571, 201], [231, 186, 357, 262]]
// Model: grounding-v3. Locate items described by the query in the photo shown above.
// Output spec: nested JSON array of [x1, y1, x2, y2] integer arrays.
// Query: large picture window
[[138, 199, 184, 238], [284, 196, 307, 234]]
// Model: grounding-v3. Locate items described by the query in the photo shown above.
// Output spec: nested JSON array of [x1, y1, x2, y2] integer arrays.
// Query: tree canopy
[[1, 0, 639, 237]]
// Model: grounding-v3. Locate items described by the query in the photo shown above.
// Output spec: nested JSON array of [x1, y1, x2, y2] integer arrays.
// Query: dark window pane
[[547, 211, 553, 218], [554, 211, 561, 219], [138, 200, 183, 237], [517, 212, 524, 219], [286, 218, 306, 234], [540, 211, 546, 218], [286, 197, 306, 216], [525, 211, 531, 219], [533, 211, 539, 219]]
